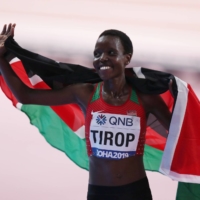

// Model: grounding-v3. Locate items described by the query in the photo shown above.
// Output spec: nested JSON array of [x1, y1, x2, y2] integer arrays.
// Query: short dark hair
[[99, 29, 133, 55]]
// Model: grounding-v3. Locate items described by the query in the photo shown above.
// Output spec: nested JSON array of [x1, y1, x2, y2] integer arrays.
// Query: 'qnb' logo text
[[109, 116, 133, 126], [96, 114, 107, 125]]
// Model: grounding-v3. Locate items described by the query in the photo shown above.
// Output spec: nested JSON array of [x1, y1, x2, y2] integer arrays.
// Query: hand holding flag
[[0, 23, 15, 57]]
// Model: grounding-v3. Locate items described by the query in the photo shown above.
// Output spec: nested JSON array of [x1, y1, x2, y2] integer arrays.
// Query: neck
[[103, 76, 129, 98]]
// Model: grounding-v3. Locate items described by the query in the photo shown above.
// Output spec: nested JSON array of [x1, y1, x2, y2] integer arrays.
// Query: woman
[[0, 24, 171, 200]]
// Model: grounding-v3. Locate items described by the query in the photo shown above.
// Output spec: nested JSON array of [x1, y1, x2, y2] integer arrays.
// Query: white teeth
[[100, 66, 111, 70]]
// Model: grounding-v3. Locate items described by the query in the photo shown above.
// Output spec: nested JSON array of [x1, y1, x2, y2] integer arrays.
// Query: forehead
[[94, 35, 124, 51]]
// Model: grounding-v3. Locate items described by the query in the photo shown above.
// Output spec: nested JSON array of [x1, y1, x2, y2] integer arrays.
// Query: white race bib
[[89, 112, 140, 159]]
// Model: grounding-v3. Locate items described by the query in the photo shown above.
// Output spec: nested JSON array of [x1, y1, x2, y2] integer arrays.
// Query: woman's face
[[93, 35, 130, 81]]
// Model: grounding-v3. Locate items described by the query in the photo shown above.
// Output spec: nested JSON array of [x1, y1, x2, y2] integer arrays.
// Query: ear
[[124, 53, 132, 66]]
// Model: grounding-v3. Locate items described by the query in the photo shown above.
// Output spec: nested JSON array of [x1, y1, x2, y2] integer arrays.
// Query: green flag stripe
[[21, 104, 89, 170], [91, 82, 101, 102], [176, 182, 200, 200], [130, 89, 139, 104], [143, 144, 163, 171]]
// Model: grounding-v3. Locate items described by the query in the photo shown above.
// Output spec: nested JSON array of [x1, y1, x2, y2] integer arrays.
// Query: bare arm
[[0, 24, 94, 108]]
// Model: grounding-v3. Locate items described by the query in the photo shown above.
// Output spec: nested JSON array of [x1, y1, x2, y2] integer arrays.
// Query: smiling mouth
[[99, 66, 111, 70]]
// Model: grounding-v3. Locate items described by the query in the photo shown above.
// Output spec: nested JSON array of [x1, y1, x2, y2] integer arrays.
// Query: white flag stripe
[[74, 125, 85, 139], [9, 57, 20, 64], [160, 77, 189, 179], [16, 102, 23, 110], [29, 75, 43, 86], [133, 67, 145, 78], [167, 170, 200, 183]]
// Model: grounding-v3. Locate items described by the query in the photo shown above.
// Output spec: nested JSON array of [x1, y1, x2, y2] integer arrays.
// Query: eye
[[93, 51, 101, 58], [109, 50, 116, 56]]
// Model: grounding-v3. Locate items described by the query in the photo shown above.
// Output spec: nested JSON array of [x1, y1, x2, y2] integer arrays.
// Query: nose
[[99, 53, 108, 62]]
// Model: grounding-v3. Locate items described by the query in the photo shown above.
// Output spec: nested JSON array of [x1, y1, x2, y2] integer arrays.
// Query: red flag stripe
[[146, 126, 166, 151]]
